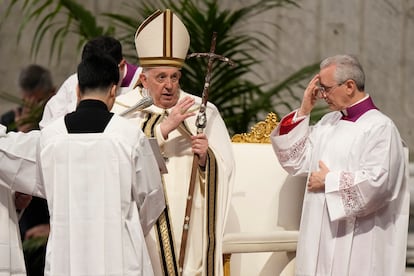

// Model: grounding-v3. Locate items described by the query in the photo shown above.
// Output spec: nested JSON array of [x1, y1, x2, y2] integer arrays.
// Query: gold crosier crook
[[177, 32, 235, 274]]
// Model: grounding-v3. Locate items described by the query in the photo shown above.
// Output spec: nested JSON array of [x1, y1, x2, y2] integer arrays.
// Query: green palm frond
[[260, 63, 320, 106], [3, 0, 112, 61]]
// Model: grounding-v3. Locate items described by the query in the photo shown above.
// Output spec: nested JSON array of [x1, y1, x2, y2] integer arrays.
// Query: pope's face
[[140, 67, 182, 109]]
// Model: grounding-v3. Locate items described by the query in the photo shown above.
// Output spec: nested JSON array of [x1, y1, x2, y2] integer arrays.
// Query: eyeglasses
[[153, 72, 181, 84], [318, 82, 344, 95]]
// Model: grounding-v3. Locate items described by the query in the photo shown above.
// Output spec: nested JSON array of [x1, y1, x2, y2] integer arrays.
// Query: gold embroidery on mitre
[[165, 9, 172, 58], [231, 112, 279, 144]]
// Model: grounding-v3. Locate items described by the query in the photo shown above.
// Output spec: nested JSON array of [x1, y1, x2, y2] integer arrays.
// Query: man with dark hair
[[0, 55, 158, 275], [40, 36, 142, 128], [81, 36, 123, 63], [0, 54, 164, 275]]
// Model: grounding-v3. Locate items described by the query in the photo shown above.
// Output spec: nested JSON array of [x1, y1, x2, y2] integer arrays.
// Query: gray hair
[[320, 54, 365, 91], [141, 67, 152, 77]]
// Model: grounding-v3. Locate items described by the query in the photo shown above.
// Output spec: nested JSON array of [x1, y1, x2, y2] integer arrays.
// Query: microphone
[[120, 97, 153, 116]]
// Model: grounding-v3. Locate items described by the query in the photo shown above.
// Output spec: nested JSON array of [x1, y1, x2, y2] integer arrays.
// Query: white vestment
[[40, 65, 141, 129], [0, 125, 39, 276], [271, 109, 409, 276], [38, 115, 164, 276], [0, 187, 25, 276], [112, 88, 235, 276], [0, 112, 165, 275]]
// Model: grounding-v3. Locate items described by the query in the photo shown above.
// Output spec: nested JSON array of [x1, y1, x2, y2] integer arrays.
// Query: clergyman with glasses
[[270, 54, 409, 275]]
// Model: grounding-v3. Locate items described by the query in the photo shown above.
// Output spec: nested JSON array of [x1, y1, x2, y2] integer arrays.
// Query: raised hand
[[160, 96, 196, 139], [298, 74, 322, 117]]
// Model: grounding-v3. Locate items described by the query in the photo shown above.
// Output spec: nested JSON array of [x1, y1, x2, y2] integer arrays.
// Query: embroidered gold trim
[[142, 112, 179, 275], [142, 112, 218, 275], [205, 148, 217, 276]]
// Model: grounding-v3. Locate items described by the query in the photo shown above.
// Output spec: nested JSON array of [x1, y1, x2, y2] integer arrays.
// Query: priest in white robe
[[112, 9, 235, 276], [271, 54, 409, 276], [40, 36, 142, 129], [0, 54, 165, 276], [0, 126, 39, 276], [0, 185, 26, 276]]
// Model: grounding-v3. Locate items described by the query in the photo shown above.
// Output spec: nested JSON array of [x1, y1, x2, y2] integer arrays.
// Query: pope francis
[[112, 9, 236, 276]]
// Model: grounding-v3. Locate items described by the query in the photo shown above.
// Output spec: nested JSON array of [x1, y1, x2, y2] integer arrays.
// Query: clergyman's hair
[[18, 64, 54, 95], [320, 54, 365, 91], [81, 36, 123, 64], [77, 54, 120, 94]]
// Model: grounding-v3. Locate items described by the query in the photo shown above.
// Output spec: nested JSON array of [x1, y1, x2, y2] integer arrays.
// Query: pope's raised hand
[[160, 96, 196, 139]]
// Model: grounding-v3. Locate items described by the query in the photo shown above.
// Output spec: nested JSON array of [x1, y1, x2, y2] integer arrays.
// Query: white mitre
[[135, 9, 190, 68]]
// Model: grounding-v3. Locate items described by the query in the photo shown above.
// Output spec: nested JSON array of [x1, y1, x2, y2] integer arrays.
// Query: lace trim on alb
[[340, 172, 364, 216], [277, 136, 307, 163]]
